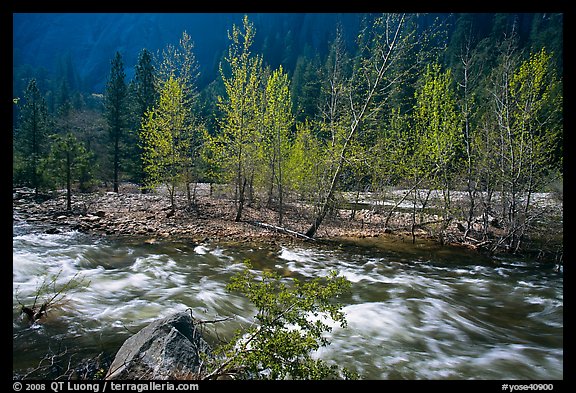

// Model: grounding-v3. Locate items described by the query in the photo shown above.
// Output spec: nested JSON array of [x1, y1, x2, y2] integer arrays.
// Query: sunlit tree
[[207, 15, 264, 222]]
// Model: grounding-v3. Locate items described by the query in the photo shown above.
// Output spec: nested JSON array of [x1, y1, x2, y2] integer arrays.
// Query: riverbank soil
[[12, 183, 563, 264]]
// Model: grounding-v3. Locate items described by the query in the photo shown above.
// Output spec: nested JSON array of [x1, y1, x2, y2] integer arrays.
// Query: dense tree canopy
[[13, 13, 562, 251]]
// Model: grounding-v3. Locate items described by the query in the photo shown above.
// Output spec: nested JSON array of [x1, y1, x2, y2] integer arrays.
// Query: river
[[12, 219, 563, 380]]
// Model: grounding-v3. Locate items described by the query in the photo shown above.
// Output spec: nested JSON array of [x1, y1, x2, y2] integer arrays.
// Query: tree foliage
[[43, 132, 92, 211], [14, 79, 50, 192], [128, 48, 158, 190], [206, 15, 264, 222], [140, 76, 200, 211], [205, 262, 355, 380], [260, 66, 293, 225]]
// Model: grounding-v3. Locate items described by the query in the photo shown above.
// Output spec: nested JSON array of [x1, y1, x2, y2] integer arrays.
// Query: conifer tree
[[104, 51, 127, 193], [15, 79, 50, 193]]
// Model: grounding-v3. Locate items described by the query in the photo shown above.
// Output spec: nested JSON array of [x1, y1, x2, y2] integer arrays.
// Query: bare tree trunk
[[113, 131, 120, 193], [66, 150, 72, 211], [411, 187, 417, 244], [235, 177, 247, 222]]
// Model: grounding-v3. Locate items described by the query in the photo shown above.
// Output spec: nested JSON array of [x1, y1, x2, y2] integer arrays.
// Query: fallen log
[[247, 221, 315, 241]]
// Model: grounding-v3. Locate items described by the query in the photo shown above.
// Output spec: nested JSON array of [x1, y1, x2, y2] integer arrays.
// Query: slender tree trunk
[[384, 180, 422, 230], [235, 177, 247, 222], [350, 187, 361, 220], [411, 187, 417, 244], [267, 153, 275, 208], [113, 130, 119, 193], [66, 151, 72, 211], [140, 155, 148, 194], [169, 182, 176, 213], [305, 153, 343, 238]]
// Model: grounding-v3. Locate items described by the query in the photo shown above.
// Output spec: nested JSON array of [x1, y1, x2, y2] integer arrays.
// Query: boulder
[[106, 311, 211, 380]]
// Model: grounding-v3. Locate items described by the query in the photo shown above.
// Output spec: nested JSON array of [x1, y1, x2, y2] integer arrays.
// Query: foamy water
[[13, 225, 563, 379]]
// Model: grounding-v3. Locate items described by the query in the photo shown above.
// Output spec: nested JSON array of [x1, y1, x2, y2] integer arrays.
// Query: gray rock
[[106, 311, 211, 380]]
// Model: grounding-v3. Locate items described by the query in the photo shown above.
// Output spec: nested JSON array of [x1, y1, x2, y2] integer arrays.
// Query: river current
[[12, 220, 563, 379]]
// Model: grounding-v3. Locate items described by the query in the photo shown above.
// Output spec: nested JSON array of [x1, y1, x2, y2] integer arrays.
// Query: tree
[[43, 132, 92, 211], [156, 32, 204, 205], [454, 26, 483, 240], [413, 63, 463, 242], [140, 76, 195, 212], [14, 79, 50, 193], [53, 107, 105, 193], [208, 15, 264, 222], [130, 48, 158, 192], [370, 107, 415, 230], [305, 14, 417, 238], [261, 66, 293, 225], [204, 262, 354, 380], [104, 52, 128, 193], [490, 47, 562, 252], [157, 31, 200, 102], [285, 121, 330, 211], [291, 54, 323, 124]]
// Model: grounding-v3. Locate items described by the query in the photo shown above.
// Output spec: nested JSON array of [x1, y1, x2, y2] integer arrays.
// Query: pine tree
[[105, 51, 127, 193], [132, 48, 158, 192], [44, 132, 91, 211], [15, 79, 50, 193]]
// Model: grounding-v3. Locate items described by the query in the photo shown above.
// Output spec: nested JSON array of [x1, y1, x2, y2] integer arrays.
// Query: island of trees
[[13, 13, 563, 261]]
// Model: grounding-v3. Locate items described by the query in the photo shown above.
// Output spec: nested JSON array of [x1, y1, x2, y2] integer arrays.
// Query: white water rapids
[[13, 221, 563, 379]]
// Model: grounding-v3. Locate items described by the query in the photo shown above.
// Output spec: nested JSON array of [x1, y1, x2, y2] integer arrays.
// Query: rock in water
[[106, 311, 211, 380]]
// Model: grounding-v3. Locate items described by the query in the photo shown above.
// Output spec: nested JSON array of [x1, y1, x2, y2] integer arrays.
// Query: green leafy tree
[[131, 48, 158, 192], [490, 47, 562, 252], [140, 76, 196, 212], [155, 32, 204, 205], [285, 121, 329, 209], [207, 15, 264, 222], [413, 63, 463, 242], [204, 262, 355, 380], [261, 66, 293, 225], [43, 132, 92, 211], [104, 52, 128, 193], [14, 79, 50, 193], [369, 108, 414, 229]]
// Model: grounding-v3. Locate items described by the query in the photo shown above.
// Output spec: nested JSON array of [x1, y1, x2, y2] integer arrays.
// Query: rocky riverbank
[[13, 184, 400, 244], [12, 183, 563, 263]]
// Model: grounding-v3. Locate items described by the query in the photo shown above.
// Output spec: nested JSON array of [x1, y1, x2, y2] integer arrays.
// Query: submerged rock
[[106, 311, 211, 380]]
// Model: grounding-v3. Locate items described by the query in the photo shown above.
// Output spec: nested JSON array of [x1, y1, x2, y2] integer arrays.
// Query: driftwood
[[247, 221, 315, 241]]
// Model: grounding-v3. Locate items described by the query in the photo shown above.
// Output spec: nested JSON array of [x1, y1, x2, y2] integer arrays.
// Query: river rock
[[105, 311, 211, 380]]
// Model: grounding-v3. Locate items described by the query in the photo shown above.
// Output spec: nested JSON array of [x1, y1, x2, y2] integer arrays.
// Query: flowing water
[[12, 219, 563, 380]]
